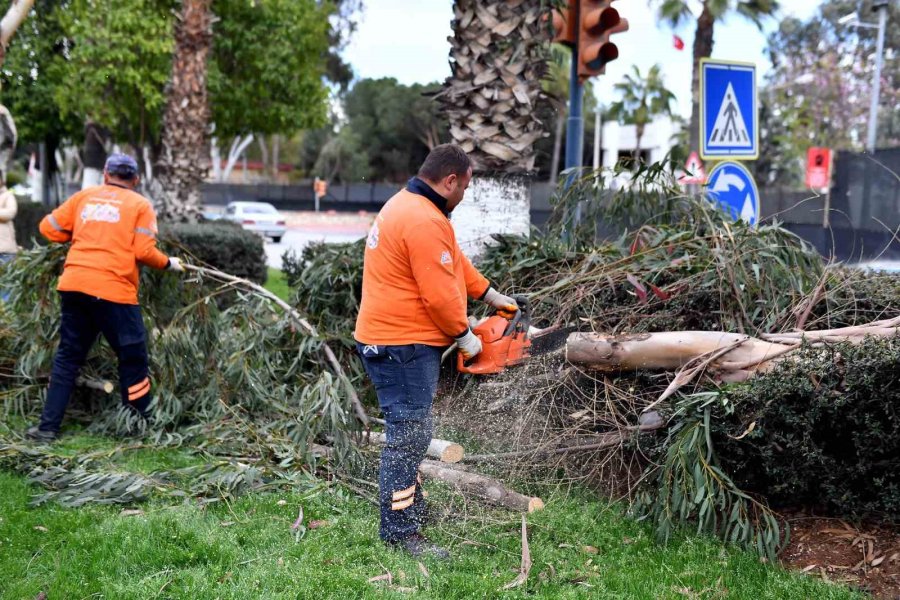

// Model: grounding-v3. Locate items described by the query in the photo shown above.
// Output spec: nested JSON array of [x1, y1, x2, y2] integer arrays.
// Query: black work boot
[[390, 532, 450, 560], [24, 426, 59, 443]]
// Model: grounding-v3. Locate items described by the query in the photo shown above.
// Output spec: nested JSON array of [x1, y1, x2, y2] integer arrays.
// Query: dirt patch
[[781, 514, 900, 598]]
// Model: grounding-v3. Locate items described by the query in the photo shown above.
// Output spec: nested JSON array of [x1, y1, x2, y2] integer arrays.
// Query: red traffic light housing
[[577, 0, 628, 81], [548, 1, 577, 46]]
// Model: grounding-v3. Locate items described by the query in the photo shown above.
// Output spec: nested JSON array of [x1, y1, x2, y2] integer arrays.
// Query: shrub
[[161, 221, 267, 284], [715, 339, 900, 519]]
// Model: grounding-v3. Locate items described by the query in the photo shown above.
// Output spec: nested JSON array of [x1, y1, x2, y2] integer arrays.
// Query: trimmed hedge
[[716, 339, 900, 519], [161, 221, 267, 284]]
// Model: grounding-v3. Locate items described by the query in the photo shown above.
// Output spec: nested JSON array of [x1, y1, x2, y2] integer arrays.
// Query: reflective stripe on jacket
[[354, 184, 490, 347], [39, 184, 169, 305]]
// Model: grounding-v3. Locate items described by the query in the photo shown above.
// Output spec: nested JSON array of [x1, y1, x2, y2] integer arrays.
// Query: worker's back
[[355, 187, 488, 347], [40, 184, 168, 305]]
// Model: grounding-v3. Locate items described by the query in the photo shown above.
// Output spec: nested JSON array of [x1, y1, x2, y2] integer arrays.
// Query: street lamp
[[839, 1, 890, 152]]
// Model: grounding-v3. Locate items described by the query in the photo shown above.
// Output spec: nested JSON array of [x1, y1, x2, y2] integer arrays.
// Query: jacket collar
[[407, 177, 449, 218]]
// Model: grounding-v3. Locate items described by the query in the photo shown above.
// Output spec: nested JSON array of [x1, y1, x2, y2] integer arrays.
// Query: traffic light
[[577, 0, 628, 81], [549, 1, 577, 46]]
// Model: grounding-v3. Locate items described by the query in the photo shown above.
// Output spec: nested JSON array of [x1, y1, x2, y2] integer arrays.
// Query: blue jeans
[[356, 342, 443, 542], [38, 292, 152, 433]]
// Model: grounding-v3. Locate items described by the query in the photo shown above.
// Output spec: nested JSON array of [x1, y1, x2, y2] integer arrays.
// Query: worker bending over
[[354, 144, 519, 559], [26, 154, 183, 442]]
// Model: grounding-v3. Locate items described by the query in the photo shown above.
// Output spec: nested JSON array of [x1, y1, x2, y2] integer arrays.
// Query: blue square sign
[[700, 59, 758, 160]]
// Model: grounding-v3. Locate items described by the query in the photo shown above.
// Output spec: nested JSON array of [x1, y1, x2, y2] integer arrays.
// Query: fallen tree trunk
[[76, 377, 114, 395], [419, 459, 544, 513], [364, 432, 464, 463], [565, 331, 793, 376]]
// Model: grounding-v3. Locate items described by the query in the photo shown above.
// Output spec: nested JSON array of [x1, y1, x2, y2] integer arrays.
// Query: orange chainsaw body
[[457, 299, 532, 375]]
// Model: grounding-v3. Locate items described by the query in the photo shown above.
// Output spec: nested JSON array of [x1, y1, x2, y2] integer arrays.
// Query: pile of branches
[[0, 243, 363, 507]]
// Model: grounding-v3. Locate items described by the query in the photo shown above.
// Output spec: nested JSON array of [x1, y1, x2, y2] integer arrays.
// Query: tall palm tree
[[439, 0, 548, 174], [607, 64, 676, 162], [152, 0, 214, 223], [654, 0, 779, 155]]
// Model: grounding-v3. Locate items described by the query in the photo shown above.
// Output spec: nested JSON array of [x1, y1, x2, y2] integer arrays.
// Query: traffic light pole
[[564, 48, 584, 172]]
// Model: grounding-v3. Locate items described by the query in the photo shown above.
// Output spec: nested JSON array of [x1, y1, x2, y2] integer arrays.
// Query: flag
[[673, 35, 685, 50]]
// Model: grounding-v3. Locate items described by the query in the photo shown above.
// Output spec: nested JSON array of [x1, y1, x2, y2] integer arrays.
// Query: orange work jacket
[[354, 181, 490, 346], [39, 184, 170, 305]]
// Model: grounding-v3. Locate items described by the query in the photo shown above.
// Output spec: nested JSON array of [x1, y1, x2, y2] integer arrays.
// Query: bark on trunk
[[152, 0, 214, 223], [689, 4, 714, 156]]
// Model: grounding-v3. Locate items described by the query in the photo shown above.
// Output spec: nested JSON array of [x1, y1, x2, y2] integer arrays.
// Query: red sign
[[678, 151, 706, 185], [805, 147, 832, 190]]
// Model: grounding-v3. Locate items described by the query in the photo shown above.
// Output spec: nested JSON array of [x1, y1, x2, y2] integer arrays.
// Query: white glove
[[455, 328, 483, 360], [166, 257, 185, 273], [484, 287, 518, 313]]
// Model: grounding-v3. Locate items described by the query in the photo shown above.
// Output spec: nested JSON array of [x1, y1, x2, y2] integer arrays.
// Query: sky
[[343, 0, 827, 118]]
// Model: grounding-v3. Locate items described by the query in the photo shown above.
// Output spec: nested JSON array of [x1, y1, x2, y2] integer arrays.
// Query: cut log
[[419, 459, 544, 513], [76, 377, 114, 394], [365, 432, 465, 464]]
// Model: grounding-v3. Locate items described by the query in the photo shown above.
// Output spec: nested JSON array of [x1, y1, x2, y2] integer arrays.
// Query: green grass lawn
[[0, 435, 862, 599], [265, 267, 291, 302]]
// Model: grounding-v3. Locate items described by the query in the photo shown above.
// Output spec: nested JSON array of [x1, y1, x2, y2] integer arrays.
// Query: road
[[259, 210, 372, 270]]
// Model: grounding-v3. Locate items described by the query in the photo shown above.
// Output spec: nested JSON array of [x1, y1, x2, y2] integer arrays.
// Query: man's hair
[[417, 144, 471, 182]]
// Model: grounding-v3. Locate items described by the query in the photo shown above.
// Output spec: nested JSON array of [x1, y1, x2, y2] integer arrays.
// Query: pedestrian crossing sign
[[700, 59, 758, 160]]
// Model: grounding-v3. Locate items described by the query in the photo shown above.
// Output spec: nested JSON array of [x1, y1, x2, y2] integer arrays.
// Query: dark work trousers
[[38, 291, 152, 434], [357, 342, 442, 543]]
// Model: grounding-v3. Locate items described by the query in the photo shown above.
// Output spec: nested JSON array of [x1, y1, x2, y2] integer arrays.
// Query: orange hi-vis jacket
[[39, 184, 170, 305], [354, 180, 490, 347]]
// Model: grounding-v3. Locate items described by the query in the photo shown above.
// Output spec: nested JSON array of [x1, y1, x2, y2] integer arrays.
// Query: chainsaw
[[457, 295, 570, 375]]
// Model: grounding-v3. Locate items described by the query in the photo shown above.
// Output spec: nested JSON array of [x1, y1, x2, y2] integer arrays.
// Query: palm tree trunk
[[634, 124, 644, 163], [549, 111, 565, 183], [689, 3, 715, 157], [152, 0, 214, 223]]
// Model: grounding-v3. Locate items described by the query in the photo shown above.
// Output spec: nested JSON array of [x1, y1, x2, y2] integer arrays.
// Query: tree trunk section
[[365, 432, 464, 463], [419, 459, 544, 513], [152, 0, 214, 223]]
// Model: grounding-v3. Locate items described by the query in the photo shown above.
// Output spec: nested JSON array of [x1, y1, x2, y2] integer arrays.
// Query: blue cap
[[105, 153, 139, 179]]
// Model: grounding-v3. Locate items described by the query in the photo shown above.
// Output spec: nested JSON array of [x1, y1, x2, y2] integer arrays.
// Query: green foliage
[[209, 0, 332, 139], [0, 244, 360, 474], [607, 64, 676, 156], [12, 202, 49, 248], [715, 339, 900, 519], [633, 392, 787, 562], [340, 77, 448, 182], [161, 221, 267, 283], [55, 0, 176, 148]]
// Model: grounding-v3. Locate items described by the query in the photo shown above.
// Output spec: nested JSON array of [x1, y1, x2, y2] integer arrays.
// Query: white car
[[223, 201, 287, 243]]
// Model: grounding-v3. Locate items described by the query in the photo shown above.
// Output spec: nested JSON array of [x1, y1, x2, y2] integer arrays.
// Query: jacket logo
[[440, 251, 451, 265], [81, 203, 121, 224], [367, 223, 379, 249]]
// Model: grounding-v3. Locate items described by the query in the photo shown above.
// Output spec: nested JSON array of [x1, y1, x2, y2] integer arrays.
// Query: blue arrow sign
[[700, 59, 758, 160], [706, 161, 759, 226]]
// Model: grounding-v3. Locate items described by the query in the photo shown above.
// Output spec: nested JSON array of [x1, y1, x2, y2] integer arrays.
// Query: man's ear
[[132, 176, 141, 189], [445, 173, 458, 189]]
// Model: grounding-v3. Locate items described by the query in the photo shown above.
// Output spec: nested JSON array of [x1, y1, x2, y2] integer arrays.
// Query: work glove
[[484, 287, 519, 317], [455, 328, 483, 361], [166, 257, 185, 273]]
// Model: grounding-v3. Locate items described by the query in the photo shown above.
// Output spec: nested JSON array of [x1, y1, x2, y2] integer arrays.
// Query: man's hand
[[455, 329, 483, 360], [166, 257, 185, 273], [484, 287, 519, 317]]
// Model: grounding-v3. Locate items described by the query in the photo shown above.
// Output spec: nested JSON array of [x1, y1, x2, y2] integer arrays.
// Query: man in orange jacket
[[355, 144, 519, 559], [25, 154, 184, 442]]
